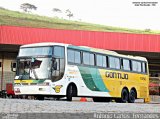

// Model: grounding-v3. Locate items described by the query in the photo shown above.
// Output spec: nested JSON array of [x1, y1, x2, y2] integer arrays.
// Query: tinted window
[[96, 55, 103, 67], [54, 46, 64, 58], [67, 49, 74, 63], [109, 57, 120, 69], [132, 61, 138, 72], [83, 52, 95, 65], [137, 62, 142, 72], [83, 52, 90, 65], [132, 61, 142, 72], [90, 54, 95, 66], [75, 51, 81, 64], [67, 49, 81, 64], [96, 55, 107, 67], [122, 59, 130, 71], [102, 56, 107, 67], [142, 62, 147, 73]]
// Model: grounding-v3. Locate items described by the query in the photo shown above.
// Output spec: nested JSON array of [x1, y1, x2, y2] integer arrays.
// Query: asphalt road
[[0, 98, 159, 113]]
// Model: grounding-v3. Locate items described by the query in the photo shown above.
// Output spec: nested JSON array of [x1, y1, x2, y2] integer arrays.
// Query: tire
[[115, 88, 128, 103], [66, 85, 77, 101], [128, 90, 136, 103]]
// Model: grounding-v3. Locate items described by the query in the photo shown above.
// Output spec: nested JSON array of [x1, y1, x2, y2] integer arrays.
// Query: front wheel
[[66, 85, 77, 101]]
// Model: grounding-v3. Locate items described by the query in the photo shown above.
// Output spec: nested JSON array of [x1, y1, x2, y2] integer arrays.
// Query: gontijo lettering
[[105, 71, 128, 80]]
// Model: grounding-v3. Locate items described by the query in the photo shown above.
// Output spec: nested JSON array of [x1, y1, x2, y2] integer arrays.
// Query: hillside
[[0, 8, 160, 34]]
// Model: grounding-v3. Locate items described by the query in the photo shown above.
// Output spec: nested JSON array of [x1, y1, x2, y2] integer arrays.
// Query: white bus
[[13, 42, 150, 103]]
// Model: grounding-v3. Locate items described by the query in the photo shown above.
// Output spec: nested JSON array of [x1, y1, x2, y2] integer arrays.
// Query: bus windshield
[[16, 57, 52, 80], [16, 46, 65, 81], [18, 47, 52, 57]]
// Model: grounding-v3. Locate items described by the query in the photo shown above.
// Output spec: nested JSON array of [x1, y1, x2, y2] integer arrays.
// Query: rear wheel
[[128, 90, 136, 103], [115, 88, 128, 103]]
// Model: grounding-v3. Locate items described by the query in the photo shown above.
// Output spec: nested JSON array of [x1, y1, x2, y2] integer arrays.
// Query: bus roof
[[20, 42, 147, 62], [20, 42, 69, 48]]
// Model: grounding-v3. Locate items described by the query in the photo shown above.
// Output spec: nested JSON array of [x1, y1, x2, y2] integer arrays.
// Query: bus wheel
[[66, 84, 77, 101], [116, 89, 128, 103], [128, 90, 136, 103]]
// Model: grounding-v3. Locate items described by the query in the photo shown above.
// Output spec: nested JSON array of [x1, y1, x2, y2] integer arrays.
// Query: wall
[[0, 25, 160, 52], [0, 53, 16, 90]]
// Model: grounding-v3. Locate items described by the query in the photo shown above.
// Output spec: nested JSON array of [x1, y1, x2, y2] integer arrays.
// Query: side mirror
[[11, 62, 16, 72]]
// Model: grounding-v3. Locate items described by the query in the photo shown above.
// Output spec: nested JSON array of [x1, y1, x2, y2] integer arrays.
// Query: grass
[[0, 7, 160, 34]]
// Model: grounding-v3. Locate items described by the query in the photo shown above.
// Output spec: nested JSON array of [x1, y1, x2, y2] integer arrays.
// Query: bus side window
[[96, 54, 103, 67], [96, 55, 107, 68], [67, 49, 74, 63], [67, 49, 81, 64], [132, 60, 142, 72], [142, 62, 147, 73], [122, 59, 131, 71], [109, 57, 120, 69], [83, 52, 95, 66], [83, 52, 90, 65], [75, 51, 81, 64], [90, 53, 95, 66]]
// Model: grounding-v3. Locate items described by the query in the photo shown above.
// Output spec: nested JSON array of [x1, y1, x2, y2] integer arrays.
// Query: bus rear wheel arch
[[128, 88, 137, 103], [115, 87, 129, 103], [66, 83, 77, 101]]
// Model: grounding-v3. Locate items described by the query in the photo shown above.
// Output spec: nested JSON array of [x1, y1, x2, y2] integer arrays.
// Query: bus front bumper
[[14, 85, 51, 95]]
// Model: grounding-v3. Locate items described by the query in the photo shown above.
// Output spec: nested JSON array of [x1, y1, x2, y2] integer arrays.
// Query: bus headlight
[[14, 88, 21, 93]]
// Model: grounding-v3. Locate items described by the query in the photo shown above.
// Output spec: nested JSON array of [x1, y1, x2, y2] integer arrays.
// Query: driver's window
[[51, 46, 65, 81]]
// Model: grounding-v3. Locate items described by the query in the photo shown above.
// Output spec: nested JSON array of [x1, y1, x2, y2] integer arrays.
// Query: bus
[[13, 42, 150, 103]]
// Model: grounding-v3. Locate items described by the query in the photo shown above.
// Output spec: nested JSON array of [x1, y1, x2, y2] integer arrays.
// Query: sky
[[0, 0, 160, 30]]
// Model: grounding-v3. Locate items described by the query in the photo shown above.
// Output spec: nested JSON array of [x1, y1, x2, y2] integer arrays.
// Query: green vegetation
[[0, 7, 160, 34]]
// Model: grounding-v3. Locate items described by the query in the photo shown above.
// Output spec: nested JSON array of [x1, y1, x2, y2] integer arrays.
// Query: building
[[0, 25, 160, 90]]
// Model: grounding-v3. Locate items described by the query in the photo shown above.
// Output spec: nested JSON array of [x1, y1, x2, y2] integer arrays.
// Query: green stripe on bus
[[78, 66, 109, 92], [90, 68, 109, 92], [78, 66, 100, 91]]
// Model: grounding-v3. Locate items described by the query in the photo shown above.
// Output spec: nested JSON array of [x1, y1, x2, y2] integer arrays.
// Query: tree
[[52, 8, 62, 18], [52, 8, 62, 13], [65, 9, 73, 19], [20, 3, 37, 13]]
